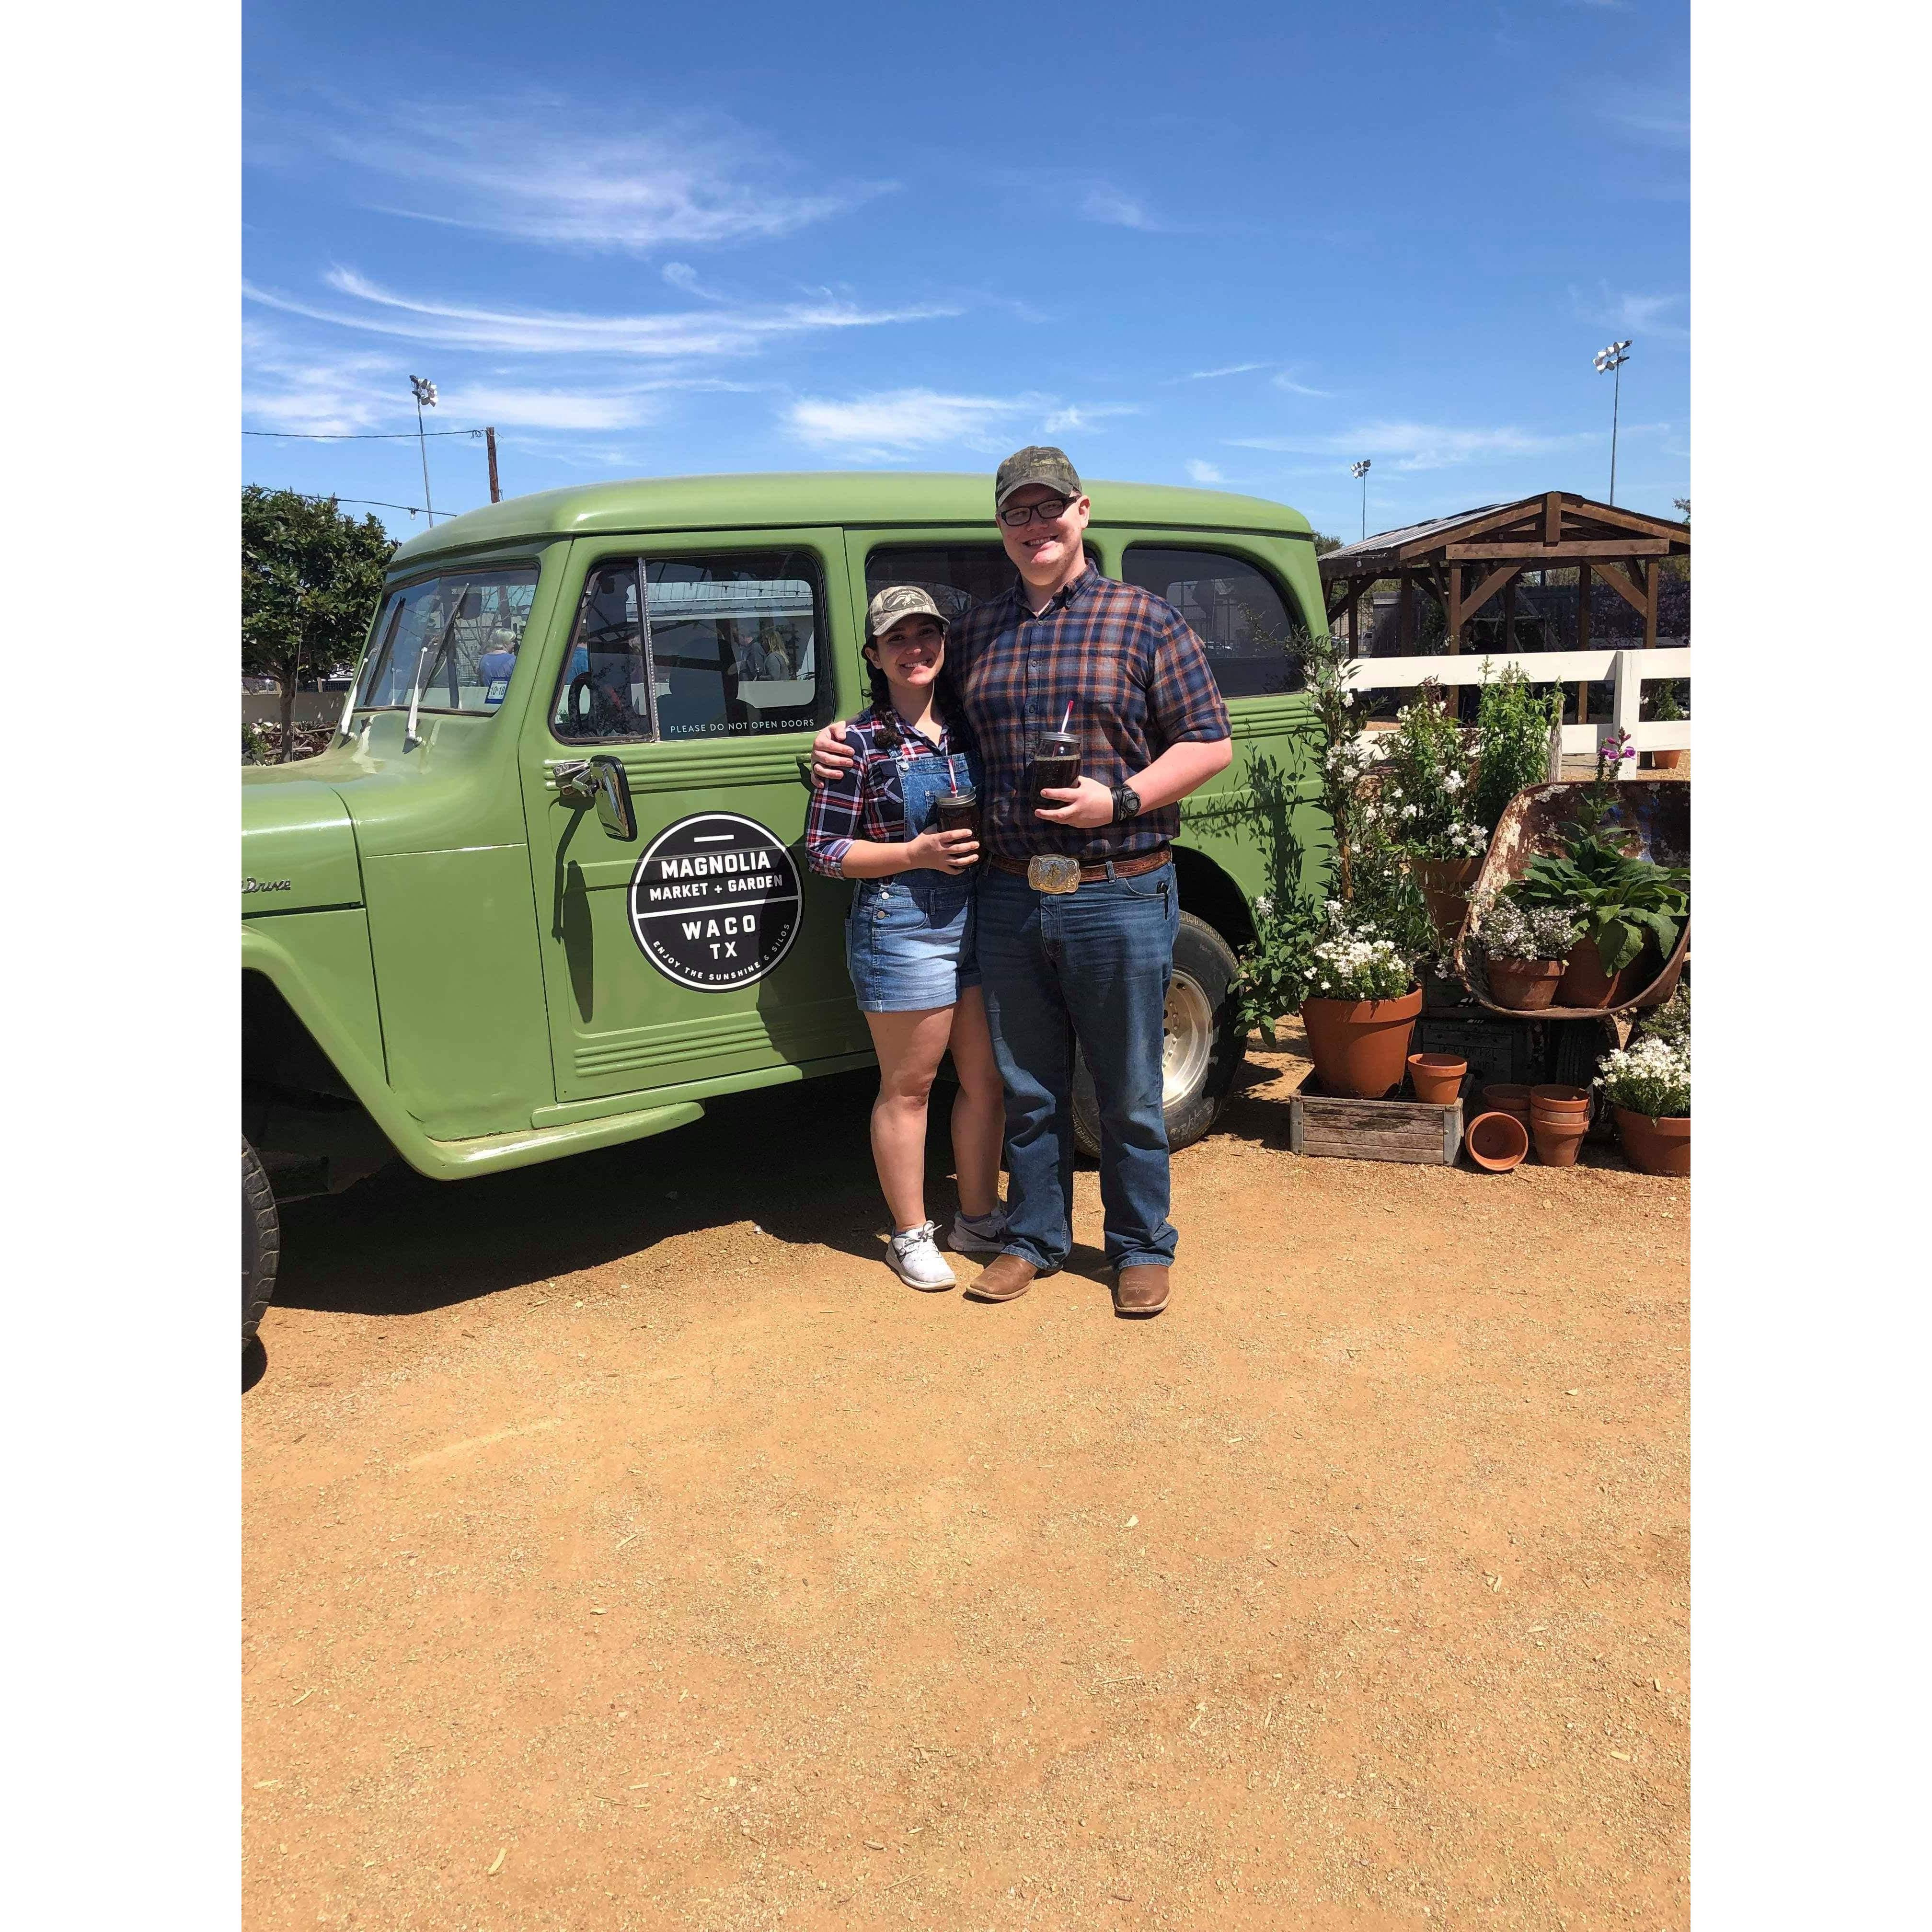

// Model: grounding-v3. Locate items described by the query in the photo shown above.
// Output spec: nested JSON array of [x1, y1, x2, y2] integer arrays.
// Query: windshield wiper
[[405, 588, 469, 748]]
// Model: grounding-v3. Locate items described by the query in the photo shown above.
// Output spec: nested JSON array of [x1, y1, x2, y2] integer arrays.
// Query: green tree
[[242, 486, 395, 761], [1311, 531, 1342, 556]]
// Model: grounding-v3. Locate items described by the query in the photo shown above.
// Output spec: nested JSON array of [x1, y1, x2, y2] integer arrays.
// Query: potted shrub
[[1473, 890, 1580, 1010], [1299, 907, 1424, 1098], [1472, 661, 1564, 835], [1370, 683, 1489, 940], [1597, 992, 1690, 1174], [1236, 632, 1432, 1093], [1647, 679, 1688, 770]]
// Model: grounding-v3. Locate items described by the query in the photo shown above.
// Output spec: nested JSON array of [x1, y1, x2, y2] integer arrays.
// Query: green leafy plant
[[1636, 984, 1690, 1049], [1472, 661, 1563, 833], [1647, 679, 1688, 724], [1477, 891, 1581, 962], [1516, 837, 1688, 975]]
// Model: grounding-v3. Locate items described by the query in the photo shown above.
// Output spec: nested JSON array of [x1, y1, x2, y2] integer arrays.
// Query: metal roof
[[1320, 505, 1511, 566]]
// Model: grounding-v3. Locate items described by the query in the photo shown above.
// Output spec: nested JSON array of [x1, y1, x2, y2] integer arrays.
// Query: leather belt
[[989, 847, 1171, 887]]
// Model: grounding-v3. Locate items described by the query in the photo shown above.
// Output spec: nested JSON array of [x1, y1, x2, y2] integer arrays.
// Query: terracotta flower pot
[[1614, 1106, 1690, 1177], [1412, 853, 1484, 943], [1482, 1083, 1533, 1121], [1407, 1053, 1466, 1104], [1530, 1106, 1589, 1168], [1650, 748, 1686, 770], [1557, 936, 1628, 1009], [1530, 1084, 1592, 1115], [1465, 1110, 1530, 1172], [1486, 955, 1564, 1011], [1299, 987, 1424, 1100]]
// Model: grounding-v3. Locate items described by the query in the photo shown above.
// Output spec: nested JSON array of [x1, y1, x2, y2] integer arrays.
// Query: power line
[[243, 427, 486, 440], [271, 490, 439, 518]]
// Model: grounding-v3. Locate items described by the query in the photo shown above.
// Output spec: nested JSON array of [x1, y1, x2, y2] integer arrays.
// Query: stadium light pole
[[1593, 341, 1631, 505], [409, 376, 438, 523], [1351, 459, 1371, 540]]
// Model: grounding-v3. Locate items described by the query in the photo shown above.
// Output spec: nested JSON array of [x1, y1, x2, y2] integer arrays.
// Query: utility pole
[[485, 426, 501, 503], [410, 376, 438, 522], [1593, 341, 1631, 505]]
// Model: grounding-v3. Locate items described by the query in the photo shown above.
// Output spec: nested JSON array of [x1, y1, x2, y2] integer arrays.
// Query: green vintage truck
[[241, 473, 1331, 1344]]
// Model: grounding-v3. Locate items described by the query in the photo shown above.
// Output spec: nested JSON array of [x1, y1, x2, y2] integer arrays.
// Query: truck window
[[552, 551, 835, 742], [553, 562, 652, 741], [863, 543, 1101, 620], [1120, 546, 1306, 698], [357, 567, 539, 714]]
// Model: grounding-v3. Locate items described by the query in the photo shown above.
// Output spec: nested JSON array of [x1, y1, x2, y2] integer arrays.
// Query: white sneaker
[[887, 1221, 957, 1291], [948, 1208, 1009, 1256]]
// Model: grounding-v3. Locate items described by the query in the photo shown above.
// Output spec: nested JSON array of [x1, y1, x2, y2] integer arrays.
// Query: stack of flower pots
[[1529, 1085, 1592, 1167]]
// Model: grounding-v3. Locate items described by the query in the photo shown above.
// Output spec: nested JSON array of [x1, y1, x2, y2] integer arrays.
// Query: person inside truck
[[804, 585, 1008, 1293], [813, 449, 1233, 1318]]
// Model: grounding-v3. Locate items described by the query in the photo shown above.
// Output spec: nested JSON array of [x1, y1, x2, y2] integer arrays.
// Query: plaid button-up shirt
[[803, 706, 974, 877], [950, 565, 1231, 862]]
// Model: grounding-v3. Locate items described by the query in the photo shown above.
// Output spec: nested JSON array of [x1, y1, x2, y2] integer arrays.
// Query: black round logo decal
[[626, 812, 803, 991]]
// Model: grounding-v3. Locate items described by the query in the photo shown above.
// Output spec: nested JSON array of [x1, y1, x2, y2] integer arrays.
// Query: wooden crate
[[1289, 1079, 1466, 1165]]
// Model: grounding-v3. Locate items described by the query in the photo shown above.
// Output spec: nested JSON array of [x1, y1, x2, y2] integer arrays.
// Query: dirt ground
[[243, 1030, 1688, 1932]]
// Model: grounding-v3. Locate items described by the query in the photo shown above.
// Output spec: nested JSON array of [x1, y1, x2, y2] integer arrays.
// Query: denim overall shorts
[[845, 748, 981, 1013]]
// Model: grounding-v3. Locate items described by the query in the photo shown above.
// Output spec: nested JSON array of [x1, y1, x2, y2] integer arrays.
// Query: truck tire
[[1072, 912, 1245, 1160], [243, 1138, 280, 1349]]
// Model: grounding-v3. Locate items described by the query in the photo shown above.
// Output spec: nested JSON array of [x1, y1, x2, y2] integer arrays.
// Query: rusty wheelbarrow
[[1450, 780, 1689, 1025]]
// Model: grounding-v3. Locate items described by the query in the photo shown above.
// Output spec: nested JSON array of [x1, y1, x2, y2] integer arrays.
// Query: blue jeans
[[975, 862, 1180, 1274]]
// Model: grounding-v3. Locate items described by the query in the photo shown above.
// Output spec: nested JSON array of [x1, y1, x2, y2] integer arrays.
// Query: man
[[814, 448, 1232, 1316]]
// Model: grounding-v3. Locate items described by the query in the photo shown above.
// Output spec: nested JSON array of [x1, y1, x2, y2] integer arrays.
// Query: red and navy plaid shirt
[[804, 706, 974, 877], [950, 564, 1231, 861]]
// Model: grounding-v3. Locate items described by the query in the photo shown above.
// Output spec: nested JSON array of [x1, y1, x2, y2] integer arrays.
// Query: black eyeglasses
[[997, 494, 1075, 529]]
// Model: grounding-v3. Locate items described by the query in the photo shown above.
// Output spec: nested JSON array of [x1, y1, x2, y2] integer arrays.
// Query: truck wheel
[[1072, 912, 1245, 1159], [243, 1138, 280, 1349]]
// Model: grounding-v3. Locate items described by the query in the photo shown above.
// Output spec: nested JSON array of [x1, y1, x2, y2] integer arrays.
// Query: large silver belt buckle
[[1027, 854, 1082, 895]]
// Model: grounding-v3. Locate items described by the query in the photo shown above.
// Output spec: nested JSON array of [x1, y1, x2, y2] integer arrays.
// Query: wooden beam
[[1543, 490, 1562, 545], [1564, 499, 1691, 541], [1446, 565, 1462, 655], [1398, 575, 1415, 653], [1642, 558, 1659, 651], [1325, 577, 1356, 624], [1390, 494, 1548, 562], [1462, 563, 1519, 616], [1444, 538, 1672, 561], [1593, 560, 1650, 618], [1346, 578, 1359, 654], [1576, 563, 1591, 726]]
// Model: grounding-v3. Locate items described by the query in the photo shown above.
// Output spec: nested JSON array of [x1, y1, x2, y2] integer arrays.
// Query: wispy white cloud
[[315, 101, 892, 253], [1175, 361, 1270, 382], [785, 388, 1049, 459], [1081, 183, 1156, 230], [1230, 420, 1595, 472], [1043, 403, 1140, 434], [243, 268, 958, 359], [1271, 371, 1334, 398], [1595, 79, 1688, 148], [1572, 283, 1688, 344], [1185, 460, 1227, 484]]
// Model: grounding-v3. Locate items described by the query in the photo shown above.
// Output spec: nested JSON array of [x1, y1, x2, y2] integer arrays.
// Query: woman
[[805, 586, 1007, 1289]]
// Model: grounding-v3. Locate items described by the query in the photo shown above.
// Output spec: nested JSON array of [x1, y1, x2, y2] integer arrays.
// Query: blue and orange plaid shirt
[[950, 564, 1231, 862]]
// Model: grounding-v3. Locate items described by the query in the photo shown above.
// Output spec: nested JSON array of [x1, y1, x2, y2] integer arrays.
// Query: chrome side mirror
[[589, 755, 637, 841]]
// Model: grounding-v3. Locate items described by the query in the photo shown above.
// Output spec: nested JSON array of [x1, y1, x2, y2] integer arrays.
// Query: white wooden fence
[[1345, 646, 1689, 780]]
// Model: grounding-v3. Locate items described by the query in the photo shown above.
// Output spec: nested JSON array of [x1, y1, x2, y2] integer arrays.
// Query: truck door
[[520, 531, 872, 1108]]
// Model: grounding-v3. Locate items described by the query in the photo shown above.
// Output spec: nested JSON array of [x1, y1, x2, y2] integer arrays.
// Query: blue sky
[[242, 0, 1688, 543]]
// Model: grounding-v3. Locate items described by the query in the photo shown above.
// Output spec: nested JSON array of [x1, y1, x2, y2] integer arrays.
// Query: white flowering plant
[[1375, 681, 1489, 863], [1305, 901, 1417, 1002], [1594, 1035, 1690, 1119], [1477, 890, 1582, 962]]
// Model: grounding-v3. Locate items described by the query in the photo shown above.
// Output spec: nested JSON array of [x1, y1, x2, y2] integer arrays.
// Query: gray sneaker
[[948, 1208, 1008, 1256], [887, 1221, 957, 1291]]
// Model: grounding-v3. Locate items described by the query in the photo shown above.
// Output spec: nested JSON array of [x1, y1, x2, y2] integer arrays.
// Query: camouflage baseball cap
[[864, 583, 950, 640], [994, 444, 1083, 511]]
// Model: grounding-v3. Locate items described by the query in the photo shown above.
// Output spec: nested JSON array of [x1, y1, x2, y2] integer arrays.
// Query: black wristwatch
[[1110, 782, 1142, 824]]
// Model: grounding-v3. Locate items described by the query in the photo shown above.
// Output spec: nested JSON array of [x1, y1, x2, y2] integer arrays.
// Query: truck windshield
[[356, 568, 539, 715]]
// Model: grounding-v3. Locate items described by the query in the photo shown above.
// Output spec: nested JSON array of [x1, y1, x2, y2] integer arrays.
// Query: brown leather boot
[[966, 1254, 1038, 1303], [1113, 1265, 1171, 1316]]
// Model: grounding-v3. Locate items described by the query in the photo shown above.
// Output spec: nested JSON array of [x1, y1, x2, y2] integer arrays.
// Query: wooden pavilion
[[1317, 491, 1690, 658]]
